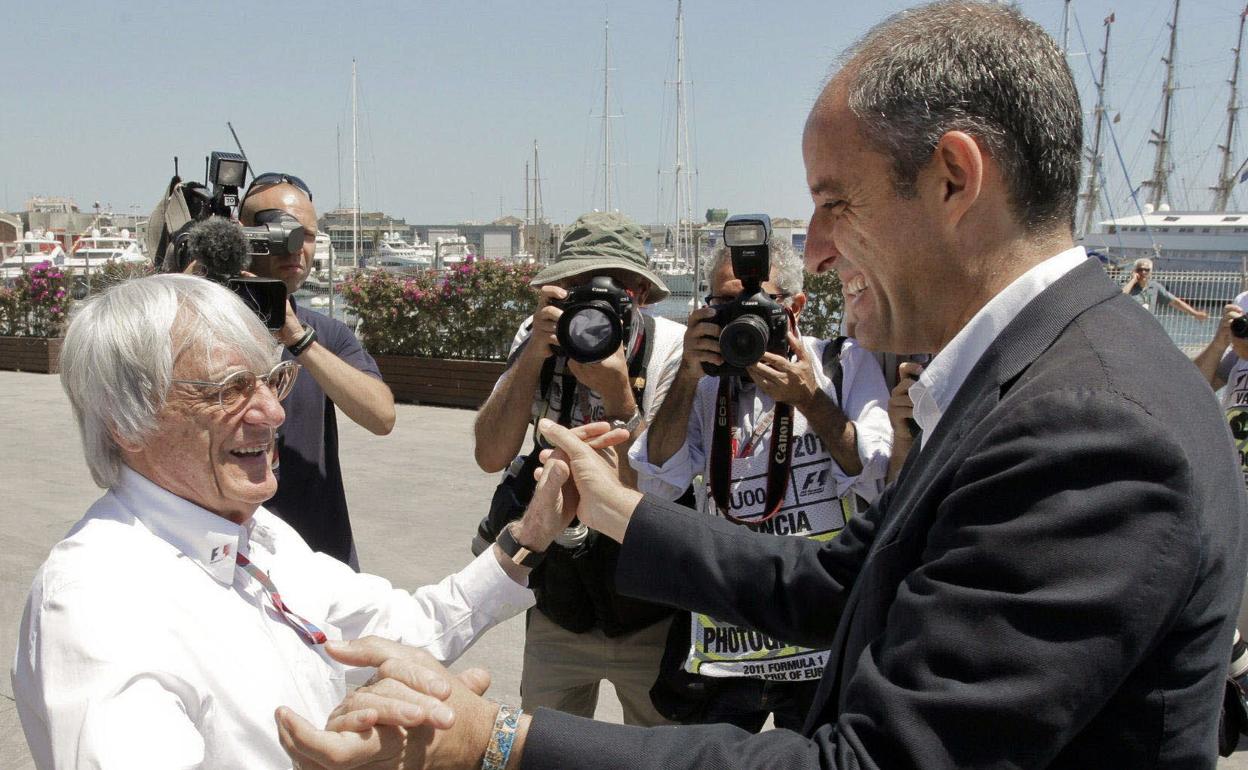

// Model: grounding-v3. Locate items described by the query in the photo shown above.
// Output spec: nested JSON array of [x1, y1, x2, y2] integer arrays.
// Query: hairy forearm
[[295, 343, 395, 434], [647, 366, 701, 467], [1194, 336, 1230, 389], [475, 355, 545, 472], [800, 391, 863, 476]]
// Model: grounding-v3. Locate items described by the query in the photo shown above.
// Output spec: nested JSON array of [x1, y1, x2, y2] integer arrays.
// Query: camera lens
[[556, 305, 622, 363], [1232, 315, 1248, 339], [719, 314, 770, 368]]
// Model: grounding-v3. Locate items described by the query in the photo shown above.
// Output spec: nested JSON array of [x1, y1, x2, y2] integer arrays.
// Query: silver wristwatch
[[610, 408, 643, 436]]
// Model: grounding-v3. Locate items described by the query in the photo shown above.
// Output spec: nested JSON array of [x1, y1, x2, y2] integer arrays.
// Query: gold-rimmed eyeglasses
[[173, 360, 301, 411]]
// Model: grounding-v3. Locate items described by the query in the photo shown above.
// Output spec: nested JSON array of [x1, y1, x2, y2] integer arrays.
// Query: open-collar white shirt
[[909, 246, 1089, 448], [13, 466, 533, 770]]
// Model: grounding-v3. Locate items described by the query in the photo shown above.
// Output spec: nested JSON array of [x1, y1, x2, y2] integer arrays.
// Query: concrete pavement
[[2, 367, 1247, 768]]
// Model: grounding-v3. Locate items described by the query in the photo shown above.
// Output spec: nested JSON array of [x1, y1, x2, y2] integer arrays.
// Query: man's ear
[[110, 426, 144, 455], [929, 130, 983, 227], [789, 292, 808, 317]]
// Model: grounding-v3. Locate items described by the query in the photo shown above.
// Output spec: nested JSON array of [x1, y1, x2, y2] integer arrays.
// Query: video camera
[[157, 151, 295, 330], [702, 213, 791, 377]]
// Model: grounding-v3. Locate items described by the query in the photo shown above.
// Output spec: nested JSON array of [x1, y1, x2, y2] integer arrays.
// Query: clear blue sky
[[2, 1, 1246, 226]]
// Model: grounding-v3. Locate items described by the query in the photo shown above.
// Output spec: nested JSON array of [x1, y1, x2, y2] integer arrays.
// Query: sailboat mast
[[1213, 7, 1248, 213], [1146, 0, 1181, 210], [1080, 14, 1114, 237], [1061, 0, 1072, 56], [352, 59, 360, 271], [674, 0, 696, 305], [602, 19, 613, 212]]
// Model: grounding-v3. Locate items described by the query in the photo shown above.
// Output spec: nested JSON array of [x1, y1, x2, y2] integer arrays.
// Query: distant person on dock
[[238, 174, 396, 570], [472, 211, 685, 726], [12, 272, 611, 769], [1123, 257, 1209, 319], [631, 239, 891, 731]]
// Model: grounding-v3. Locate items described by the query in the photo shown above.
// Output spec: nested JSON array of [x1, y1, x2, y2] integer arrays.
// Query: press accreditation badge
[[686, 395, 854, 683]]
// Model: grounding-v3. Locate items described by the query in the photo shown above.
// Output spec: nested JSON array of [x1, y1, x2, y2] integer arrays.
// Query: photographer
[[238, 175, 395, 570], [472, 211, 685, 726], [631, 234, 892, 731]]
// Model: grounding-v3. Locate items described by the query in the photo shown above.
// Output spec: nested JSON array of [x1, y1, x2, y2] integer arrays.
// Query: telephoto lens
[[1232, 315, 1248, 339]]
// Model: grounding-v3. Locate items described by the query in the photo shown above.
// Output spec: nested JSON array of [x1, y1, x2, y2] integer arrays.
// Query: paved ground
[[2, 368, 1247, 768]]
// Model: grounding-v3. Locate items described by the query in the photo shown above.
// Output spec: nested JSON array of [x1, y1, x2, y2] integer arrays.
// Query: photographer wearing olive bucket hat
[[472, 211, 687, 725]]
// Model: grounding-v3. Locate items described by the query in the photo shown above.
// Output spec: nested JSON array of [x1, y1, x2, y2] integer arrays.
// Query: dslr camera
[[552, 275, 636, 364], [702, 213, 790, 377], [1232, 314, 1248, 339]]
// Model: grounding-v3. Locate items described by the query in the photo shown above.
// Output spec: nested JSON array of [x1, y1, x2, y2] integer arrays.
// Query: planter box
[[0, 336, 63, 374], [374, 355, 506, 409]]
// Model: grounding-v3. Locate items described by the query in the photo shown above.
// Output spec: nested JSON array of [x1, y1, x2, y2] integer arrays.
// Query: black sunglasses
[[704, 292, 791, 307], [243, 172, 313, 203]]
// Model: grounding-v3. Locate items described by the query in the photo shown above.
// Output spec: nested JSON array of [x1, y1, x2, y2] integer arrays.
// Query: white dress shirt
[[629, 336, 893, 504], [910, 247, 1089, 447], [12, 466, 534, 770]]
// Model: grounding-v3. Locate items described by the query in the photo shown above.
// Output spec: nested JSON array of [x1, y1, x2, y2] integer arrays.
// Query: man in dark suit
[[276, 2, 1247, 767]]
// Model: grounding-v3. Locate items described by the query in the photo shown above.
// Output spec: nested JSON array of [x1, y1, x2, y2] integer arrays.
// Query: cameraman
[[472, 211, 685, 726], [239, 175, 396, 570], [629, 240, 892, 731]]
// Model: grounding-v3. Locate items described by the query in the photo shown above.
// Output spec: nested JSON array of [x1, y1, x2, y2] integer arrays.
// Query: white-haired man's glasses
[[173, 360, 301, 411]]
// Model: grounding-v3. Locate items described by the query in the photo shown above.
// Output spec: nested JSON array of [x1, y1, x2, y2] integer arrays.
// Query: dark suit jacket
[[520, 259, 1248, 769]]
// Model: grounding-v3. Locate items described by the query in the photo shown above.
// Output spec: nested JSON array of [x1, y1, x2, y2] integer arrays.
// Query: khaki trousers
[[520, 609, 673, 726]]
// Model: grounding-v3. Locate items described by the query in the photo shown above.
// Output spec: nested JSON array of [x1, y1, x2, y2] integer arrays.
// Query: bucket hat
[[530, 211, 670, 302]]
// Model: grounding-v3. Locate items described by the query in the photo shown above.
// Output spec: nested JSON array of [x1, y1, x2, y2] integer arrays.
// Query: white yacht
[[0, 231, 68, 283], [65, 228, 146, 277], [372, 232, 433, 271], [434, 235, 473, 269], [1082, 207, 1248, 274], [648, 248, 695, 295]]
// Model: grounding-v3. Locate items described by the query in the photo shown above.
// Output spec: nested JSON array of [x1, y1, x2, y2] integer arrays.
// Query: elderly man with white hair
[[10, 273, 607, 769]]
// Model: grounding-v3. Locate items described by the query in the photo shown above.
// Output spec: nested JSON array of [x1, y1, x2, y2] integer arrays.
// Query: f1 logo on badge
[[800, 468, 829, 496], [210, 543, 232, 563]]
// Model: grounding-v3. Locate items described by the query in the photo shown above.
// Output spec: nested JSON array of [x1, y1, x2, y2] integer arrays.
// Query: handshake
[[276, 419, 642, 769]]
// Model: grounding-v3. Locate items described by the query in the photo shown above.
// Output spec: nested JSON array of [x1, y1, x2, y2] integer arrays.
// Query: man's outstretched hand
[[537, 418, 644, 543], [276, 637, 501, 769]]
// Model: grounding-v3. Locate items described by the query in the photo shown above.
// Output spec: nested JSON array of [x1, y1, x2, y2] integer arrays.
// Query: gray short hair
[[838, 1, 1082, 232], [1133, 258, 1154, 270], [60, 274, 281, 488], [710, 238, 804, 297]]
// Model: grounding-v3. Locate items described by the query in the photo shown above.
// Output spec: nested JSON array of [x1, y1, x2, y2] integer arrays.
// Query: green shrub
[[799, 269, 844, 340], [0, 262, 73, 337], [342, 258, 541, 360]]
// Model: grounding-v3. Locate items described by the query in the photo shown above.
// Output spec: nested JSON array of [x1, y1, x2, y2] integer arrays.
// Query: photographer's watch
[[496, 522, 546, 568], [610, 408, 643, 436]]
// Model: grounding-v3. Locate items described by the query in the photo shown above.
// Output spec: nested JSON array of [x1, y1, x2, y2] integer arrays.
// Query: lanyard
[[236, 552, 327, 645], [709, 377, 794, 525]]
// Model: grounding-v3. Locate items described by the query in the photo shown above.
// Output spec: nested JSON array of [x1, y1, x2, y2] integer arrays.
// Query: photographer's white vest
[[686, 338, 855, 683]]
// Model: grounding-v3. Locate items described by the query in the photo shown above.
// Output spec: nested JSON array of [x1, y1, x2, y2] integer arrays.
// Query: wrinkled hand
[[680, 306, 722, 375], [515, 421, 630, 550], [537, 419, 642, 543], [276, 637, 497, 769], [748, 332, 820, 411], [521, 285, 568, 362]]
